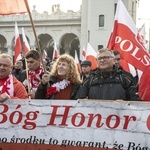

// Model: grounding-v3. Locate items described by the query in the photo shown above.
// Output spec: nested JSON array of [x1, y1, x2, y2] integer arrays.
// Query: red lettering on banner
[[146, 115, 150, 130], [0, 104, 39, 130], [0, 104, 142, 131], [123, 115, 137, 129], [106, 115, 120, 129], [23, 111, 39, 130], [72, 113, 85, 127], [9, 104, 23, 124], [47, 105, 72, 126], [87, 114, 104, 127], [0, 104, 8, 123]]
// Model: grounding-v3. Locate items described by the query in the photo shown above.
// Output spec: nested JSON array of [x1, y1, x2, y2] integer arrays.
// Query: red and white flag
[[14, 22, 22, 62], [22, 27, 30, 54], [120, 59, 137, 77], [86, 43, 98, 70], [107, 0, 150, 101], [52, 41, 59, 59], [0, 0, 27, 15], [75, 50, 81, 73], [82, 45, 86, 61], [43, 50, 48, 59], [138, 23, 148, 51]]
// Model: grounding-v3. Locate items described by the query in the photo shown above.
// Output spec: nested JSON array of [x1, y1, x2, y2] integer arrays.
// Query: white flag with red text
[[14, 22, 22, 62], [22, 27, 30, 54], [52, 41, 59, 59], [86, 43, 98, 70], [75, 50, 81, 73], [107, 0, 150, 101]]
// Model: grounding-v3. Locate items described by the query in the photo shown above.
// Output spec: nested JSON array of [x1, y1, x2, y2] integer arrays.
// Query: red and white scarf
[[46, 79, 71, 98], [0, 75, 14, 96], [28, 66, 44, 92]]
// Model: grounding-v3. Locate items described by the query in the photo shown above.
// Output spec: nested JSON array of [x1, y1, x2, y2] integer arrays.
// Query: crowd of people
[[0, 48, 141, 103]]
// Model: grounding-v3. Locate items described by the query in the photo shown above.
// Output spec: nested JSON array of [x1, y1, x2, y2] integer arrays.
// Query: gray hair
[[97, 48, 115, 58], [0, 53, 13, 66]]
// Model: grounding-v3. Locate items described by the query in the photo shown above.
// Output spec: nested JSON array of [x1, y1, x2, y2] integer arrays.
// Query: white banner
[[0, 100, 150, 150]]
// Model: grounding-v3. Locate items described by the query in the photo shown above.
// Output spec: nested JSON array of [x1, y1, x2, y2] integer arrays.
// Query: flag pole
[[24, 0, 46, 73], [25, 61, 31, 99]]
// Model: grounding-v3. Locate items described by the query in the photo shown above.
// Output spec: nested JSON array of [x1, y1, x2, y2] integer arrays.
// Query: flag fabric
[[107, 0, 150, 101], [14, 22, 22, 62], [82, 45, 86, 61], [138, 23, 148, 51], [121, 59, 137, 77], [52, 41, 59, 60], [22, 27, 30, 54], [0, 0, 27, 15], [74, 50, 81, 73], [43, 50, 48, 59], [86, 43, 98, 70]]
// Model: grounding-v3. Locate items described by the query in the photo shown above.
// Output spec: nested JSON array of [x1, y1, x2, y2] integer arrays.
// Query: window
[[114, 3, 117, 15], [132, 2, 134, 17], [99, 15, 104, 27]]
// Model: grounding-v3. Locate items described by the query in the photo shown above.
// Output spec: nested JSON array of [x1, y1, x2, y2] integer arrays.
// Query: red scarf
[[29, 66, 44, 89], [0, 75, 14, 96]]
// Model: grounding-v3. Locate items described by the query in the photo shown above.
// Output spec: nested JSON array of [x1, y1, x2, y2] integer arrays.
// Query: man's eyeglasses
[[97, 56, 113, 61]]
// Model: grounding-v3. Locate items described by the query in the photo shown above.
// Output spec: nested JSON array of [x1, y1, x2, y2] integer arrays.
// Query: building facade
[[0, 0, 138, 60]]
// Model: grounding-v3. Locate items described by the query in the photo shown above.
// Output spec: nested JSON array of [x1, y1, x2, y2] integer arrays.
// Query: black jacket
[[35, 76, 81, 100], [12, 69, 26, 83], [77, 67, 140, 101]]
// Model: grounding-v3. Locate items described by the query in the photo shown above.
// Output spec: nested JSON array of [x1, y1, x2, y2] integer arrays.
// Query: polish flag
[[138, 23, 148, 52], [121, 59, 137, 77], [22, 27, 30, 54], [82, 45, 86, 61], [43, 50, 48, 59], [86, 43, 98, 70], [14, 22, 22, 62], [52, 41, 59, 59], [75, 50, 81, 73], [107, 0, 150, 101], [0, 0, 27, 15]]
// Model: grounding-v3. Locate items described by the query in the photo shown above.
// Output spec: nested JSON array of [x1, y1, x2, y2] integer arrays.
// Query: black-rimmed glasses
[[97, 56, 113, 61]]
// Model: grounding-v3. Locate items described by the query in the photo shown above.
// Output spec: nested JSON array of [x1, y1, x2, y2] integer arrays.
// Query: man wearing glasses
[[0, 54, 28, 102], [77, 48, 140, 101]]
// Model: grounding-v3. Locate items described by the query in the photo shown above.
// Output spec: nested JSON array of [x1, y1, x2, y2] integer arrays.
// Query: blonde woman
[[35, 54, 82, 100]]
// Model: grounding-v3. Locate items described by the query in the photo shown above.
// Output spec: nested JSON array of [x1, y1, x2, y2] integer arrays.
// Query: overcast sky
[[28, 0, 82, 13]]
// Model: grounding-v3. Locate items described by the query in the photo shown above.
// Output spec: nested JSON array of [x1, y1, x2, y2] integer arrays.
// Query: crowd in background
[[0, 48, 141, 102]]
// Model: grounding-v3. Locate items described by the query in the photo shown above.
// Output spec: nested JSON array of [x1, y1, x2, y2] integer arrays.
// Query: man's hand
[[0, 93, 10, 103], [28, 92, 35, 99]]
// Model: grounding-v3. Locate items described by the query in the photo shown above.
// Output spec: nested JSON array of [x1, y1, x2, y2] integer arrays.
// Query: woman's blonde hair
[[50, 54, 82, 84]]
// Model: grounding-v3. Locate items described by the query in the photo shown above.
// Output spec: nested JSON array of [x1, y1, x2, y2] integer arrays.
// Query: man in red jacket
[[0, 54, 28, 102]]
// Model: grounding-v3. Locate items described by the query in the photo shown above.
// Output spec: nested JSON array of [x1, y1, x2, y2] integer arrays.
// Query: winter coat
[[76, 67, 141, 101], [35, 76, 81, 100]]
